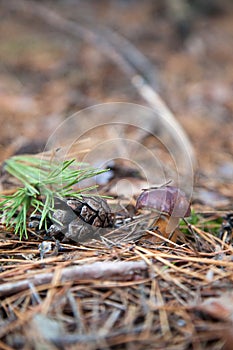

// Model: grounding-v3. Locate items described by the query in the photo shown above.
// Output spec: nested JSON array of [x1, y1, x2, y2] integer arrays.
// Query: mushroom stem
[[166, 216, 180, 234], [146, 216, 179, 243]]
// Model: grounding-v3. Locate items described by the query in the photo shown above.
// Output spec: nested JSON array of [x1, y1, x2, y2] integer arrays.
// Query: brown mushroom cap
[[136, 185, 191, 218]]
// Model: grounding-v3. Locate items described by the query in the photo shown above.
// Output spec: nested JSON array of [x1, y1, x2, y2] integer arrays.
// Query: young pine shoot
[[0, 154, 108, 239]]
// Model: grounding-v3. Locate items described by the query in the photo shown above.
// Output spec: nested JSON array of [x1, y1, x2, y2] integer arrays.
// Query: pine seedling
[[0, 154, 108, 239]]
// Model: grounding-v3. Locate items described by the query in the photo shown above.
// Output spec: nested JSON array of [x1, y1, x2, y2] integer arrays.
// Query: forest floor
[[0, 1, 232, 349]]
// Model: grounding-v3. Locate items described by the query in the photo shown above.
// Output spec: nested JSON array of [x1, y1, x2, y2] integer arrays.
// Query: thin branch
[[0, 260, 148, 297]]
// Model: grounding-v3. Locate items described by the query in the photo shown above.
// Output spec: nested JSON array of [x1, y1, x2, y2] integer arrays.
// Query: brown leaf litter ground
[[0, 1, 233, 349]]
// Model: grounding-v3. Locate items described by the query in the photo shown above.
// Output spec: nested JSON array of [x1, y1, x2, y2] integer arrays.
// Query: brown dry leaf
[[198, 293, 233, 322], [198, 294, 233, 350]]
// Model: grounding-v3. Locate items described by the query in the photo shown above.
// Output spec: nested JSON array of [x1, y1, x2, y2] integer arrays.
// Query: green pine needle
[[0, 154, 108, 239]]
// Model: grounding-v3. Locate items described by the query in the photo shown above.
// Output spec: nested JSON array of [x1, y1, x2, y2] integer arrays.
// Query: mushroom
[[136, 185, 191, 242]]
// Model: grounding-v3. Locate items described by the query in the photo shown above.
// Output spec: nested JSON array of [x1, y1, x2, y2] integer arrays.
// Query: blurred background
[[0, 0, 232, 207]]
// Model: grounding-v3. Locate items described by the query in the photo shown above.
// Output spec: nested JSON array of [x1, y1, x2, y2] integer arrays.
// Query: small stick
[[0, 260, 148, 297]]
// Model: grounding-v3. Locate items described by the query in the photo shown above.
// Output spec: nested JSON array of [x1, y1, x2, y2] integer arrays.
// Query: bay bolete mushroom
[[136, 185, 191, 242]]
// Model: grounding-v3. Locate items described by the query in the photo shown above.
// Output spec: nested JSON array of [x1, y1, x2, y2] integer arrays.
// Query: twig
[[0, 260, 148, 297]]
